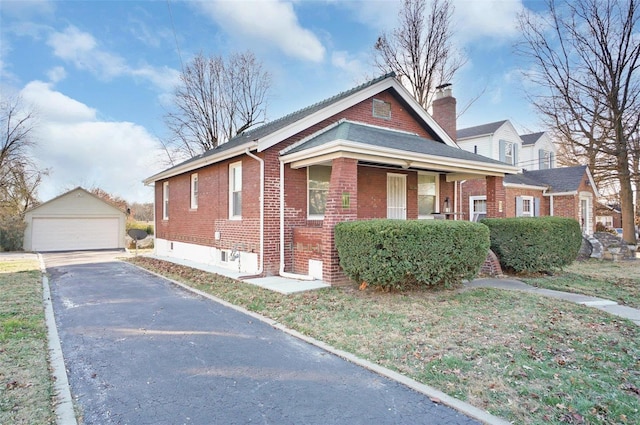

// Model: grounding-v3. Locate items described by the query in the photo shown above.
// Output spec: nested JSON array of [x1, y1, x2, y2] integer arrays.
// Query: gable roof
[[520, 132, 545, 146], [280, 120, 519, 176], [25, 187, 126, 215], [144, 73, 458, 184], [457, 120, 508, 140], [504, 165, 598, 194]]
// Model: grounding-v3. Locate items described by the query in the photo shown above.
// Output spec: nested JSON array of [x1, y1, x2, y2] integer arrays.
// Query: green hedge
[[480, 217, 582, 273], [126, 221, 154, 236], [334, 219, 490, 290]]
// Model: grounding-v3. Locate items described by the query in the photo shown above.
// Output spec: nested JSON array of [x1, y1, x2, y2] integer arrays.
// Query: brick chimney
[[431, 84, 457, 141]]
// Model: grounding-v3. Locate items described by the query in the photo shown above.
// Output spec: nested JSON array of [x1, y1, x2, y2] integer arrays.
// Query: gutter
[[279, 158, 315, 280], [243, 148, 264, 276]]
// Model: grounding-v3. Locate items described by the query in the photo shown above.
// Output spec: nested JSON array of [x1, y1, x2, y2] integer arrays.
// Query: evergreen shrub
[[334, 219, 490, 290], [480, 216, 582, 273]]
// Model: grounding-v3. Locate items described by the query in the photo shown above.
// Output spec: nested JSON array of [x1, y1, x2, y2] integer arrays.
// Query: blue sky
[[1, 0, 546, 204]]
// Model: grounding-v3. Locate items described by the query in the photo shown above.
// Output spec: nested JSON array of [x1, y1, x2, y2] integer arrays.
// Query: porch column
[[322, 158, 358, 285], [486, 176, 506, 218]]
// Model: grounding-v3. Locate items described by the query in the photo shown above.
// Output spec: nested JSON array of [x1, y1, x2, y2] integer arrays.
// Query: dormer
[[457, 120, 523, 167], [520, 132, 556, 170]]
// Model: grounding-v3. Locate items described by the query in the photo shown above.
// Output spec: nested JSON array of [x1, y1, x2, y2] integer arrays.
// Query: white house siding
[[155, 238, 258, 274], [521, 133, 557, 171], [457, 135, 493, 158], [23, 188, 126, 252], [491, 123, 522, 165]]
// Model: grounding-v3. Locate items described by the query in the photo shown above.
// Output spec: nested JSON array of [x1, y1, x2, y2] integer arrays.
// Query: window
[[308, 165, 331, 218], [470, 196, 486, 222], [418, 173, 438, 217], [162, 181, 169, 220], [499, 139, 517, 165], [539, 149, 555, 169], [229, 162, 242, 219], [516, 196, 537, 217], [372, 98, 391, 119], [190, 173, 198, 209], [504, 142, 513, 165]]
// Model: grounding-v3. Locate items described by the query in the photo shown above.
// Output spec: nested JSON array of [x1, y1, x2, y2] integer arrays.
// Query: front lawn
[[129, 256, 640, 425], [522, 259, 640, 309]]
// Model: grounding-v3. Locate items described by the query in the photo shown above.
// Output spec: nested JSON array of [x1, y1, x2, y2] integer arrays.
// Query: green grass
[[522, 259, 640, 308], [129, 257, 640, 425], [0, 259, 55, 425]]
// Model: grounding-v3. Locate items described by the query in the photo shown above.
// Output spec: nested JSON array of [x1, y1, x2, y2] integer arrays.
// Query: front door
[[387, 173, 407, 219]]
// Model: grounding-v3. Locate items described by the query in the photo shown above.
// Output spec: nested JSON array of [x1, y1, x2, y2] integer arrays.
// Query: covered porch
[[279, 120, 519, 284]]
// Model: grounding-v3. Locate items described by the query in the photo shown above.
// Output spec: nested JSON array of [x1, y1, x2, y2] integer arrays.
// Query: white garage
[[24, 187, 126, 252]]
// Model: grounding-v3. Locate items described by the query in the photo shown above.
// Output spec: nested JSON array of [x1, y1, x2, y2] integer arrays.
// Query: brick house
[[456, 120, 598, 234], [144, 74, 519, 285]]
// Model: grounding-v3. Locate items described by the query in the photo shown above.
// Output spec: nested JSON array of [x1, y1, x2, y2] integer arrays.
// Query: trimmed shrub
[[480, 217, 582, 273], [126, 220, 154, 236], [0, 216, 26, 251], [334, 219, 490, 290]]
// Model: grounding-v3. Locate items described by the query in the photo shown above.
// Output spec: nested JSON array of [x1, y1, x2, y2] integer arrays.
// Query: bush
[[334, 219, 490, 290], [480, 217, 582, 273], [0, 216, 26, 251], [126, 220, 154, 236]]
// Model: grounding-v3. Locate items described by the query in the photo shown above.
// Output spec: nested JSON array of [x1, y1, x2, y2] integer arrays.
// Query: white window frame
[[521, 196, 533, 217], [469, 195, 487, 222], [162, 181, 169, 220], [307, 165, 331, 220], [418, 172, 439, 218], [190, 173, 198, 210], [229, 161, 242, 219], [504, 141, 514, 165]]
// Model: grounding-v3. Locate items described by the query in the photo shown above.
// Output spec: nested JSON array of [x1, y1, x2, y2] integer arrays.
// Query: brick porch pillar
[[322, 158, 358, 285], [486, 176, 506, 218]]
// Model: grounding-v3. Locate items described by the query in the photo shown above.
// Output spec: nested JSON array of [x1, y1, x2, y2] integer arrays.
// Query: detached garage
[[23, 187, 126, 252]]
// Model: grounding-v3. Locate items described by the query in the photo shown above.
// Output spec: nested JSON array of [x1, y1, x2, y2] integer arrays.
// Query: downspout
[[454, 180, 458, 220], [242, 148, 264, 276], [459, 180, 466, 221], [550, 193, 554, 216], [279, 158, 315, 280]]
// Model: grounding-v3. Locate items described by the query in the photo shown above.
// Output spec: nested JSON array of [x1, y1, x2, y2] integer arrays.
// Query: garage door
[[31, 217, 120, 252]]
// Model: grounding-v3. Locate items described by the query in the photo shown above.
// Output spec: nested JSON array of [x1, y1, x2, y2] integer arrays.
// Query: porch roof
[[280, 121, 519, 179]]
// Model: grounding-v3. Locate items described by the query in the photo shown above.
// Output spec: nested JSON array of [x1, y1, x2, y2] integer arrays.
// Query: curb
[[39, 254, 78, 425], [132, 263, 511, 425]]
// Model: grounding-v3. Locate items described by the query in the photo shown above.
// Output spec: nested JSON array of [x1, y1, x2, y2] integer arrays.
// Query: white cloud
[[194, 0, 325, 62], [46, 26, 180, 92], [46, 66, 66, 83], [452, 0, 525, 42], [331, 50, 367, 80], [20, 81, 163, 203]]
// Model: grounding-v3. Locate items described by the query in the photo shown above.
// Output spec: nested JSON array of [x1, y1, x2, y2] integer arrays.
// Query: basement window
[[372, 98, 391, 120]]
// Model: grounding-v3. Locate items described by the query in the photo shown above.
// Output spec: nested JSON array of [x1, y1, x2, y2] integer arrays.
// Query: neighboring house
[[457, 120, 556, 171], [144, 74, 520, 285], [456, 120, 597, 234], [595, 203, 622, 229], [23, 187, 127, 252]]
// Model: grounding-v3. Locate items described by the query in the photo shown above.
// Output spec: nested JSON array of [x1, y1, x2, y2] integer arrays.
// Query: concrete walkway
[[467, 278, 640, 326]]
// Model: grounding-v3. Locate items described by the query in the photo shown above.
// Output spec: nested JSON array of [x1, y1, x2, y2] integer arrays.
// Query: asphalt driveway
[[45, 251, 482, 425]]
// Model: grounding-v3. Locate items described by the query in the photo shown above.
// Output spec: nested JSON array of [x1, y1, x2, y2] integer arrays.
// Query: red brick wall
[[292, 227, 323, 274], [504, 187, 548, 217]]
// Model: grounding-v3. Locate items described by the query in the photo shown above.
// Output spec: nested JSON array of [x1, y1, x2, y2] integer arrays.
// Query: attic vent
[[372, 99, 391, 120]]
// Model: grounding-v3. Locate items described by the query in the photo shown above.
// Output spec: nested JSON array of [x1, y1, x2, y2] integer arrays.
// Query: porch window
[[229, 161, 242, 219], [418, 173, 438, 217], [470, 196, 486, 222], [162, 181, 169, 220], [190, 173, 198, 209], [308, 165, 331, 219]]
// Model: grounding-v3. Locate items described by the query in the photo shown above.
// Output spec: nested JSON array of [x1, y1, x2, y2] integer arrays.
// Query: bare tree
[[0, 96, 45, 218], [164, 51, 271, 159], [374, 0, 465, 109], [517, 0, 640, 244]]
